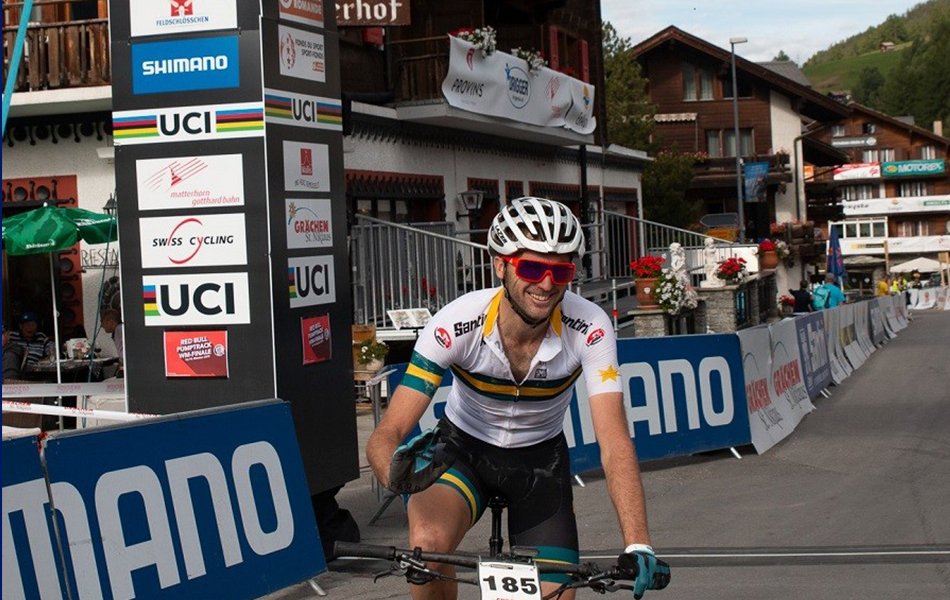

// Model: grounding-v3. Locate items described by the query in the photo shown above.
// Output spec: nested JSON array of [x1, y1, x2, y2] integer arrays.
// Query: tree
[[773, 50, 791, 62], [642, 151, 702, 229], [602, 22, 655, 150], [853, 66, 885, 108]]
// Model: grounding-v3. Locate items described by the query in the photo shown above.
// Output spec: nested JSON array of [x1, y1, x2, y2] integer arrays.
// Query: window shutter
[[579, 39, 589, 82], [548, 25, 560, 70]]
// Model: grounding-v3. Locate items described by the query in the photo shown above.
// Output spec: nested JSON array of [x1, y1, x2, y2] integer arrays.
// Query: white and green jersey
[[401, 287, 622, 448]]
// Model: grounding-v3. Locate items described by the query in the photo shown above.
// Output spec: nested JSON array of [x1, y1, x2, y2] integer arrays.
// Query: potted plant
[[355, 338, 389, 372], [655, 271, 699, 315], [756, 239, 789, 270], [451, 25, 497, 57], [630, 256, 664, 308], [780, 294, 796, 315], [715, 257, 747, 284], [511, 47, 547, 75]]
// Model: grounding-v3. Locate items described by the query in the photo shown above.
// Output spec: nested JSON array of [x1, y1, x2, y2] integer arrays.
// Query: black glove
[[617, 545, 671, 599], [387, 427, 456, 494]]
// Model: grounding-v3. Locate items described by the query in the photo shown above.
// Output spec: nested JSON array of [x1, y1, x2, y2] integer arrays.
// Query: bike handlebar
[[334, 541, 619, 577]]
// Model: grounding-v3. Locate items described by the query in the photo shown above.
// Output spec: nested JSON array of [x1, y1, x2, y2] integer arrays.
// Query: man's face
[[494, 250, 573, 324], [19, 320, 37, 339], [100, 316, 116, 334]]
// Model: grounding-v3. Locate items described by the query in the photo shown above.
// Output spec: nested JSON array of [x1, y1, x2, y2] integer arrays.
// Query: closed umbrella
[[2, 204, 118, 385]]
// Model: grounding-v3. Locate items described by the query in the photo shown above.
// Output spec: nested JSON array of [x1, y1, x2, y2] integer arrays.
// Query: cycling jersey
[[401, 287, 622, 448]]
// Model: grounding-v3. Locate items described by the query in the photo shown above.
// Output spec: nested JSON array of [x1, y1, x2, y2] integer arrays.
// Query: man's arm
[[589, 391, 651, 546], [366, 385, 434, 489]]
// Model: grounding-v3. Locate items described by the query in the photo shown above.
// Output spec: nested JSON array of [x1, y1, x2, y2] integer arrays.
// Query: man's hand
[[387, 427, 456, 494], [617, 544, 671, 599]]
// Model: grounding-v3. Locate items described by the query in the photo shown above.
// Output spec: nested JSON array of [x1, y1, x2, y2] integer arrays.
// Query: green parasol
[[2, 204, 117, 255], [2, 204, 118, 393]]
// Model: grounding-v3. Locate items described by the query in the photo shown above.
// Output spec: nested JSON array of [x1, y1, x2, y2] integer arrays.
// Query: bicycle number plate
[[477, 560, 542, 600]]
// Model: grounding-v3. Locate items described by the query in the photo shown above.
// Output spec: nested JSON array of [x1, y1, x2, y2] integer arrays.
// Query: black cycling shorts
[[427, 417, 579, 583]]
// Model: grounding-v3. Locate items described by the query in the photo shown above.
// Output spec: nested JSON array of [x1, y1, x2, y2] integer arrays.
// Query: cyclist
[[368, 197, 670, 600]]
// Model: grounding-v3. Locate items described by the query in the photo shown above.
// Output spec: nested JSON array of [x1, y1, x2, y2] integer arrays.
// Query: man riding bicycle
[[367, 197, 670, 600]]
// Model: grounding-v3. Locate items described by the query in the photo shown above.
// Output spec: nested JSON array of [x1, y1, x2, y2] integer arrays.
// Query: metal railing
[[350, 215, 499, 328], [2, 7, 110, 93], [601, 210, 757, 284]]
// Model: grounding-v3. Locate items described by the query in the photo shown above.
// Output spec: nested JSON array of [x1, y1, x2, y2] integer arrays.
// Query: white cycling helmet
[[488, 197, 585, 258]]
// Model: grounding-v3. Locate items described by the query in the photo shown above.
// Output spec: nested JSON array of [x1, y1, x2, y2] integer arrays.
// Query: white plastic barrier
[[913, 288, 937, 310], [824, 307, 849, 384]]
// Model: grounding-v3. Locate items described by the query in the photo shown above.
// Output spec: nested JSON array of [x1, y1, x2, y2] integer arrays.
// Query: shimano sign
[[3, 400, 324, 600], [132, 36, 240, 94], [392, 334, 751, 474]]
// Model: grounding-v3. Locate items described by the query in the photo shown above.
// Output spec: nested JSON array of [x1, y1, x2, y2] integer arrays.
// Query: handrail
[[602, 210, 739, 245], [1, 17, 107, 31], [355, 214, 488, 250]]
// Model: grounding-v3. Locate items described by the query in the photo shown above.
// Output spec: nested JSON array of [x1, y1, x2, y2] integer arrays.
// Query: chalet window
[[862, 148, 894, 162], [899, 181, 928, 197], [707, 128, 753, 157], [836, 218, 886, 238], [880, 148, 895, 161], [873, 221, 886, 237], [921, 145, 936, 159], [840, 185, 876, 200], [862, 122, 876, 134], [831, 124, 846, 137], [722, 75, 752, 99], [683, 62, 714, 101], [899, 220, 929, 237], [547, 26, 589, 82]]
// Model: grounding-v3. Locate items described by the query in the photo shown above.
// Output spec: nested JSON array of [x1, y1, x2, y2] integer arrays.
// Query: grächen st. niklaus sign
[[441, 36, 596, 135]]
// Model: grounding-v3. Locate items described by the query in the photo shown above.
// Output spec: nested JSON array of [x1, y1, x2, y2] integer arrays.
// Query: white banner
[[913, 288, 937, 310], [839, 304, 866, 371], [285, 199, 333, 249], [282, 141, 331, 192], [842, 195, 950, 216], [2, 382, 126, 399], [895, 297, 909, 327], [833, 162, 880, 180], [441, 37, 596, 135], [136, 154, 245, 211], [114, 102, 264, 145], [738, 321, 814, 455], [139, 214, 248, 268], [941, 287, 950, 310], [840, 235, 950, 256], [824, 307, 848, 384], [143, 272, 251, 326], [278, 24, 326, 83], [130, 0, 237, 38], [2, 400, 149, 422]]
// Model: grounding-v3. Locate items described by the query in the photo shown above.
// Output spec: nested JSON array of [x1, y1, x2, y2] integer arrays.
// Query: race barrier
[[2, 400, 153, 422], [1, 381, 126, 399], [1, 399, 325, 600], [908, 286, 950, 311], [388, 296, 916, 471]]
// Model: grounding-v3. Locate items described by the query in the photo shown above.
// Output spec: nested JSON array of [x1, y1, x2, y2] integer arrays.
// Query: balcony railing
[[693, 153, 791, 176], [2, 3, 110, 93], [390, 36, 450, 103]]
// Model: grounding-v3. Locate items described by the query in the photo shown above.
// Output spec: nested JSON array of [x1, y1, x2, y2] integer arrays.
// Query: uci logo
[[434, 327, 452, 349], [159, 111, 213, 137], [289, 257, 336, 308], [153, 282, 235, 317], [586, 328, 606, 347]]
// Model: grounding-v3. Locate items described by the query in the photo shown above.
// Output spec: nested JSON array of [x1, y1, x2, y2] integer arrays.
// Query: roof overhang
[[9, 86, 112, 118], [803, 136, 850, 166]]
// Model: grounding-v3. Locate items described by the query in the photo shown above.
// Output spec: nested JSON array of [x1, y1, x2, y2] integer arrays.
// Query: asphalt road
[[270, 310, 950, 600]]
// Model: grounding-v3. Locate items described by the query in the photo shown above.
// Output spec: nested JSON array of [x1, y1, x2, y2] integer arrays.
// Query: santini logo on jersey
[[142, 55, 229, 75], [453, 314, 485, 337], [561, 313, 592, 335]]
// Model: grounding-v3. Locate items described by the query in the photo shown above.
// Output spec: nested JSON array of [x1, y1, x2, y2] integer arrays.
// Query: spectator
[[876, 276, 890, 297], [3, 325, 25, 380], [100, 308, 124, 360], [9, 312, 54, 368], [789, 280, 813, 313], [812, 273, 846, 310]]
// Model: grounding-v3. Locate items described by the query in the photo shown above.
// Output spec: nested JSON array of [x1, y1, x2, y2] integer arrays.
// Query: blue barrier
[[389, 334, 751, 474], [793, 312, 833, 400], [3, 399, 323, 600]]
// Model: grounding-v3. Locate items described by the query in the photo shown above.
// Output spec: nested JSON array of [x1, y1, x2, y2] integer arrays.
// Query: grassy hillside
[[802, 43, 910, 93]]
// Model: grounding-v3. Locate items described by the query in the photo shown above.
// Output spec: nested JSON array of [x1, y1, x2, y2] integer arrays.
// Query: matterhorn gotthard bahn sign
[[109, 0, 358, 495]]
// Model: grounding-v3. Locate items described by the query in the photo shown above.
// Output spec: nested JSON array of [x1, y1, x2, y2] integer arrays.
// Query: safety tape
[[1, 381, 125, 398], [1, 400, 153, 422]]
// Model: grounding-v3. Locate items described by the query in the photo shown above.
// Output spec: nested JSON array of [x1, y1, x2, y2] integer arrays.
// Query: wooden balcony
[[2, 1, 110, 94], [391, 36, 450, 103], [691, 153, 792, 188]]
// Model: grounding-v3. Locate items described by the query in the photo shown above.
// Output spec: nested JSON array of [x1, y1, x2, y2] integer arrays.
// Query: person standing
[[99, 308, 124, 360], [812, 273, 846, 310], [790, 281, 813, 313], [9, 312, 55, 368], [876, 276, 890, 297]]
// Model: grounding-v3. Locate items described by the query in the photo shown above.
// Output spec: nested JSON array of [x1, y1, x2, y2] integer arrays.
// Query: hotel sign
[[842, 195, 950, 216], [336, 0, 411, 26], [881, 159, 945, 177], [830, 136, 877, 149]]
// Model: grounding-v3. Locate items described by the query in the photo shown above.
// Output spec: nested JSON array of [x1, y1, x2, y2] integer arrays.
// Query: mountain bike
[[334, 496, 640, 600]]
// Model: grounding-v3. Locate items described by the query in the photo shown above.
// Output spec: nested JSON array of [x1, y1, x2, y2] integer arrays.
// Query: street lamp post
[[730, 37, 747, 242]]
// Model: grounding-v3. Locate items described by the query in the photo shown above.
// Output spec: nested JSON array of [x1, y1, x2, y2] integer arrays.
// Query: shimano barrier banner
[[441, 36, 596, 135], [30, 400, 324, 600], [392, 334, 751, 473], [793, 312, 833, 399]]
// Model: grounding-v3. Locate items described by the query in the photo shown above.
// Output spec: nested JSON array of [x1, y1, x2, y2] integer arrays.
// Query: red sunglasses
[[501, 256, 576, 285]]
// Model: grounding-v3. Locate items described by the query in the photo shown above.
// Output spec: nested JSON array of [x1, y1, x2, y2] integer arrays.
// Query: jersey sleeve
[[577, 309, 623, 397], [399, 312, 459, 398]]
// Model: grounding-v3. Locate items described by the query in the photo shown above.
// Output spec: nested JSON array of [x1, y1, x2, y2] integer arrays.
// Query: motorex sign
[[3, 400, 324, 600], [392, 334, 751, 473], [132, 36, 240, 95]]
